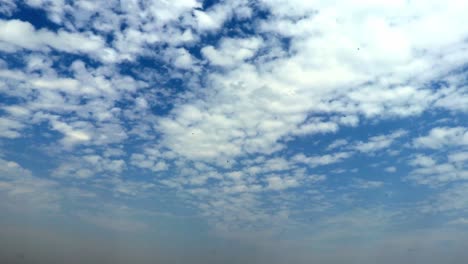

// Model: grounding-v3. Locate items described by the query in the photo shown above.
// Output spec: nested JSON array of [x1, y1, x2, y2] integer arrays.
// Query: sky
[[0, 0, 467, 263]]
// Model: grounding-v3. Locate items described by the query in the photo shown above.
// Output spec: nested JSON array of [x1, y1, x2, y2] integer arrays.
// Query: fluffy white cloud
[[410, 155, 437, 167], [0, 117, 24, 138], [130, 152, 169, 173], [0, 58, 146, 149], [157, 0, 468, 164], [52, 154, 125, 179], [202, 37, 262, 67], [407, 153, 468, 186], [327, 139, 348, 150], [435, 85, 468, 113], [292, 152, 352, 168], [266, 175, 299, 191], [414, 127, 468, 149], [292, 120, 339, 136], [164, 48, 198, 70], [193, 9, 227, 32], [1, 0, 468, 238], [448, 152, 468, 164], [0, 19, 117, 62], [353, 130, 407, 153]]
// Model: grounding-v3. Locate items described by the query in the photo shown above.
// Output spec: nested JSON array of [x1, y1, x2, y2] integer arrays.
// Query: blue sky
[[0, 1, 468, 263]]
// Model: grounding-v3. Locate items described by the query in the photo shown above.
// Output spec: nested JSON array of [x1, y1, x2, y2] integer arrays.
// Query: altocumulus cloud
[[0, 1, 468, 264]]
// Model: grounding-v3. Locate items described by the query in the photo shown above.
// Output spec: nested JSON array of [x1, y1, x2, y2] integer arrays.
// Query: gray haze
[[2, 216, 468, 264]]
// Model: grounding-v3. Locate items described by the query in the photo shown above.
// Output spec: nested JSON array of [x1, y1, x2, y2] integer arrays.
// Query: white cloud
[[337, 115, 359, 127], [52, 155, 125, 179], [410, 155, 436, 167], [407, 153, 468, 186], [3, 105, 31, 117], [327, 139, 348, 150], [0, 19, 117, 62], [0, 59, 145, 149], [192, 0, 251, 32], [49, 119, 92, 147], [156, 0, 468, 165], [292, 121, 339, 136], [0, 117, 24, 138], [165, 48, 197, 70], [193, 9, 227, 32], [266, 175, 299, 191], [1, 0, 468, 237], [202, 37, 262, 67], [413, 127, 468, 149], [346, 86, 433, 117], [353, 130, 407, 153], [292, 152, 352, 168], [435, 85, 468, 112], [448, 152, 468, 164], [130, 152, 169, 173]]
